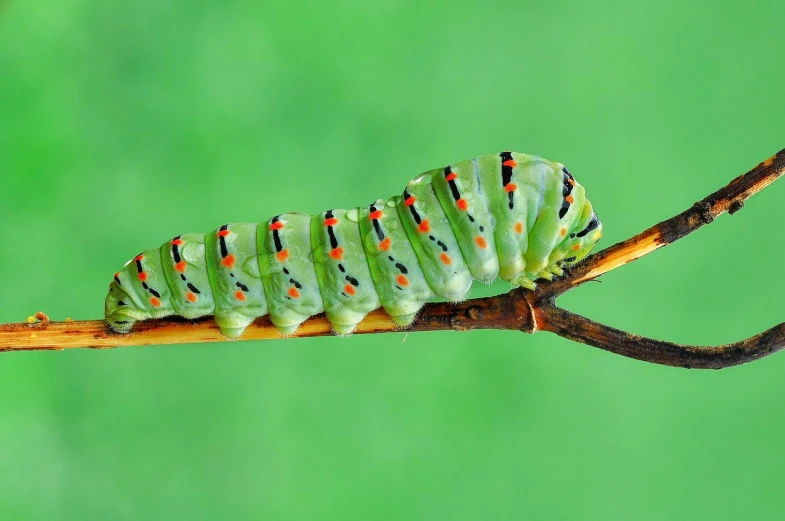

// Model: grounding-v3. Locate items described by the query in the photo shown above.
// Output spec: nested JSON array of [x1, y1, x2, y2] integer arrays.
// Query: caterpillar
[[105, 152, 603, 338]]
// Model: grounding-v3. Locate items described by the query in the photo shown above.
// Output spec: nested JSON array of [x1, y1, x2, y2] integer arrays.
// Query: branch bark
[[1, 149, 783, 368]]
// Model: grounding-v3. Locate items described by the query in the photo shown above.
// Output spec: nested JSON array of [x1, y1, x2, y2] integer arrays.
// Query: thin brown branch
[[536, 304, 785, 369], [537, 148, 785, 300], [0, 148, 783, 369], [0, 291, 533, 352]]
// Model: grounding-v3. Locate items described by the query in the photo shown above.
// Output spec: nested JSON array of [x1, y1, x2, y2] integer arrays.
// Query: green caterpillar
[[105, 152, 603, 337]]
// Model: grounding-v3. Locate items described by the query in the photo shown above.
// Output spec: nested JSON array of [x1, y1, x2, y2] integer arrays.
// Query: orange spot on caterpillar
[[456, 199, 468, 210], [222, 254, 236, 269], [186, 291, 198, 303], [344, 284, 356, 296], [440, 253, 452, 265], [572, 244, 581, 251], [566, 195, 574, 204], [568, 178, 575, 186], [134, 255, 144, 262], [404, 196, 416, 206], [324, 217, 338, 227], [560, 228, 567, 237], [269, 221, 284, 231], [504, 183, 517, 193], [418, 220, 430, 233], [171, 238, 183, 246], [369, 210, 384, 220], [397, 274, 409, 286], [503, 159, 517, 167], [218, 229, 231, 237], [288, 287, 300, 298], [474, 236, 487, 249], [175, 261, 187, 272], [150, 297, 161, 307], [138, 272, 148, 282], [514, 222, 524, 234], [330, 247, 344, 260], [235, 290, 246, 301], [276, 249, 289, 262], [379, 237, 391, 251], [445, 172, 458, 182], [114, 272, 120, 279]]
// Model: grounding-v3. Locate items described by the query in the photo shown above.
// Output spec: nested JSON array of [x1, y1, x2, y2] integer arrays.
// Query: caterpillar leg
[[214, 312, 256, 339], [514, 275, 537, 290], [391, 312, 418, 328]]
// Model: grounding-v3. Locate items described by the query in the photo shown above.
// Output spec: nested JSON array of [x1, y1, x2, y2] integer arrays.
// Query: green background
[[1, 0, 784, 518]]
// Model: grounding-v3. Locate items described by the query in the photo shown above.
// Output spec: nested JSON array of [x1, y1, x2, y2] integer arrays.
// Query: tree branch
[[1, 149, 783, 369]]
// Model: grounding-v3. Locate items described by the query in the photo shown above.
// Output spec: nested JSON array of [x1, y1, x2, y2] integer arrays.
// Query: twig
[[1, 149, 783, 369]]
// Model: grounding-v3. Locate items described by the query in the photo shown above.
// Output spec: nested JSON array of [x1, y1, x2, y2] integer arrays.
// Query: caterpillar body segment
[[359, 198, 435, 327], [311, 209, 382, 335], [161, 233, 215, 320], [105, 152, 603, 338], [205, 223, 268, 338], [258, 213, 324, 335], [431, 158, 500, 282], [397, 175, 474, 302]]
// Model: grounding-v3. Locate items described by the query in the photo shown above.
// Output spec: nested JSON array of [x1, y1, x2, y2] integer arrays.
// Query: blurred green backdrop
[[1, 0, 784, 519]]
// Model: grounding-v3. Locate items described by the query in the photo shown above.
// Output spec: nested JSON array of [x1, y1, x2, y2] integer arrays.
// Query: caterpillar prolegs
[[105, 152, 603, 337]]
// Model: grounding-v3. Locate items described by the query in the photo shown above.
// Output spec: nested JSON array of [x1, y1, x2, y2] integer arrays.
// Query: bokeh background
[[2, 0, 784, 519]]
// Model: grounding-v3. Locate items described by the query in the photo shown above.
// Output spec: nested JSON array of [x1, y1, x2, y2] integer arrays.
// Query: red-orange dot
[[235, 290, 246, 301], [171, 238, 183, 246], [369, 210, 384, 220], [324, 217, 338, 227], [217, 229, 231, 237], [503, 159, 517, 167], [344, 284, 356, 296], [186, 291, 197, 303], [288, 287, 300, 298], [440, 252, 452, 265], [379, 237, 391, 251], [276, 249, 289, 262], [134, 255, 144, 262], [504, 183, 517, 193], [514, 222, 524, 234], [566, 195, 575, 204], [114, 272, 120, 279], [445, 172, 458, 182], [418, 219, 430, 233], [150, 297, 161, 307], [138, 272, 148, 282], [330, 247, 344, 260], [560, 228, 567, 237], [456, 199, 468, 210], [475, 236, 487, 249], [396, 274, 409, 287], [572, 244, 581, 251], [404, 196, 416, 206], [269, 221, 284, 231], [175, 261, 187, 272], [222, 254, 236, 269]]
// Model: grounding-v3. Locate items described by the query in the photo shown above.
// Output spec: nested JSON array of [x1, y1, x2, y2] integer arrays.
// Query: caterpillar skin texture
[[105, 152, 603, 338]]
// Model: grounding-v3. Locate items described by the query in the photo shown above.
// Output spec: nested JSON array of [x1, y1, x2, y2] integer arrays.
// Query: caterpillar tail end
[[106, 316, 137, 335]]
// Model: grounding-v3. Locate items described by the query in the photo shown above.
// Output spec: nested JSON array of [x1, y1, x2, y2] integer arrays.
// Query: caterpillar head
[[552, 200, 603, 269]]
